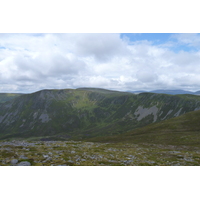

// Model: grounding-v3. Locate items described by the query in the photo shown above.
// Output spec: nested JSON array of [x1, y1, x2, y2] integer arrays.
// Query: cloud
[[136, 71, 158, 83], [1, 33, 200, 93], [172, 33, 200, 48], [72, 33, 130, 62]]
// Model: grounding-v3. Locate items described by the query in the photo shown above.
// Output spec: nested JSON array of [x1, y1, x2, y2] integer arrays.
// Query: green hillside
[[1, 88, 200, 140], [90, 109, 200, 147]]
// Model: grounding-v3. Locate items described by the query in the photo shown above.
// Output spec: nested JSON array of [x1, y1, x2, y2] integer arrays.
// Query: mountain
[[0, 93, 24, 103], [90, 109, 200, 147], [150, 89, 194, 95], [1, 88, 200, 140], [194, 91, 200, 95], [129, 89, 197, 95]]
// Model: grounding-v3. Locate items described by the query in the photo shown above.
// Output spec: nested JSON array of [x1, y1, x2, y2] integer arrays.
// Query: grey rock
[[134, 105, 158, 122], [39, 113, 51, 123], [45, 157, 52, 162], [183, 157, 194, 162], [10, 159, 18, 165], [68, 160, 74, 163], [17, 161, 31, 166]]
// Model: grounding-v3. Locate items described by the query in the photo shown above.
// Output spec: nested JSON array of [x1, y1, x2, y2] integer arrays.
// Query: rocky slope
[[1, 88, 200, 140]]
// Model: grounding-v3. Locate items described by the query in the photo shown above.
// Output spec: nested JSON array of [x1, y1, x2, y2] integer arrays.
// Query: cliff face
[[0, 88, 200, 140]]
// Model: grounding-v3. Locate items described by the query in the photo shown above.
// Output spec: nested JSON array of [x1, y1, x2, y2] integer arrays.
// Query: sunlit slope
[[0, 88, 200, 140]]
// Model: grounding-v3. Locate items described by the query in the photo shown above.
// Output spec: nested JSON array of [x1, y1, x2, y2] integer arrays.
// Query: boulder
[[10, 159, 18, 165]]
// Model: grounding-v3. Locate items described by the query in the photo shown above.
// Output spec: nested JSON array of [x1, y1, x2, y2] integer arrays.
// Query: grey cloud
[[73, 33, 130, 62], [13, 51, 87, 80], [136, 71, 158, 83]]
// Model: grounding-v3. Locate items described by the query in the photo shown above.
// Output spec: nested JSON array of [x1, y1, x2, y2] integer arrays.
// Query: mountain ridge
[[128, 89, 200, 95], [1, 88, 200, 140]]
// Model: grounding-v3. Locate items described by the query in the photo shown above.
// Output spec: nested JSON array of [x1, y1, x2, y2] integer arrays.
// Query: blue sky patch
[[120, 33, 199, 53]]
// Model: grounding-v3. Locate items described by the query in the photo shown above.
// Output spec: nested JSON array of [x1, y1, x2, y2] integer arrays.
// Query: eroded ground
[[0, 140, 200, 166]]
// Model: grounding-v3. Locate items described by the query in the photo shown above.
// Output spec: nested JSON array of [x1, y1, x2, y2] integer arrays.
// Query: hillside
[[1, 88, 200, 140], [90, 109, 200, 147]]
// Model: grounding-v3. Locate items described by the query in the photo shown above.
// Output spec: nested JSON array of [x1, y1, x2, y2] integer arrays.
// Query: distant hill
[[1, 88, 200, 140], [0, 93, 24, 103], [129, 89, 198, 95], [151, 89, 194, 95], [194, 91, 200, 95]]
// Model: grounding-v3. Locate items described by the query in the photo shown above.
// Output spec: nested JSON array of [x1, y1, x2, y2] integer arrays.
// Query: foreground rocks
[[0, 140, 200, 166]]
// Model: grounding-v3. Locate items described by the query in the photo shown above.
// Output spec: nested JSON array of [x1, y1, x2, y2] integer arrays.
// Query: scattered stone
[[146, 161, 155, 164], [183, 157, 194, 162], [67, 160, 74, 163], [45, 157, 52, 162], [17, 161, 31, 166]]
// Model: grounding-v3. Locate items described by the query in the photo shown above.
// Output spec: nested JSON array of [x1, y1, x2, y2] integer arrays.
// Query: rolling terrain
[[1, 88, 200, 141]]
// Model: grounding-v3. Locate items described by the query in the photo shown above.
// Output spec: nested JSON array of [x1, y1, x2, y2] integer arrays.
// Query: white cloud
[[1, 33, 200, 93]]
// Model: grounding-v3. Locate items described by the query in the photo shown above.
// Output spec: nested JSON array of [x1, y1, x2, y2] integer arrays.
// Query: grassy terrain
[[88, 109, 200, 147]]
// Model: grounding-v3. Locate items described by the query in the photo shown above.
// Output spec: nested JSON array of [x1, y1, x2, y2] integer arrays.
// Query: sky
[[1, 33, 200, 93]]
